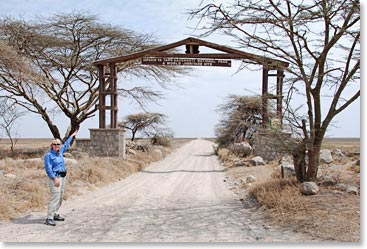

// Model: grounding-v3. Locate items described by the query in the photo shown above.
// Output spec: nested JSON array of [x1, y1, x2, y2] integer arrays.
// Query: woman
[[44, 130, 78, 226]]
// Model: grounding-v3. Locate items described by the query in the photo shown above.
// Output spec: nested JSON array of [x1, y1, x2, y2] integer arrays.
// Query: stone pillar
[[119, 128, 126, 160], [76, 128, 126, 159]]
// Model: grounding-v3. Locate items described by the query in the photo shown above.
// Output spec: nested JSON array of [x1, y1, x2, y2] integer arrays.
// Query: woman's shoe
[[45, 219, 56, 226], [54, 214, 65, 221]]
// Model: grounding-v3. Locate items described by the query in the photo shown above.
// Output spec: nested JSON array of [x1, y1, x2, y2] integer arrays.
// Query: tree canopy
[[0, 12, 187, 140], [190, 0, 360, 180], [119, 112, 168, 141], [215, 95, 263, 147]]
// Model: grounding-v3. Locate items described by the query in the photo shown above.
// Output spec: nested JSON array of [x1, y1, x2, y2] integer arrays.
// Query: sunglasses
[[52, 143, 61, 146]]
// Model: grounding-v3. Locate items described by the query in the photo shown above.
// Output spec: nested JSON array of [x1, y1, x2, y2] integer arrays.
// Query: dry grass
[[249, 178, 304, 211], [0, 138, 190, 221], [220, 139, 360, 242]]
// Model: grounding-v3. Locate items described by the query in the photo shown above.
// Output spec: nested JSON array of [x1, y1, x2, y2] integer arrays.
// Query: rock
[[320, 149, 333, 164], [250, 156, 265, 166], [281, 165, 296, 178], [241, 175, 257, 183], [279, 155, 296, 178], [300, 182, 319, 195], [229, 142, 252, 157], [319, 175, 337, 186], [246, 175, 257, 183], [233, 159, 246, 167], [336, 183, 358, 195], [4, 173, 17, 179], [332, 149, 346, 161]]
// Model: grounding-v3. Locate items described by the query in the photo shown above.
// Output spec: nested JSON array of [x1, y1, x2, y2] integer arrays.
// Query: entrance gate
[[93, 37, 288, 129], [86, 37, 289, 158]]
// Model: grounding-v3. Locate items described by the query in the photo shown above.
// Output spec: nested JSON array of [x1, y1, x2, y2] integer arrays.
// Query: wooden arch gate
[[93, 37, 289, 129]]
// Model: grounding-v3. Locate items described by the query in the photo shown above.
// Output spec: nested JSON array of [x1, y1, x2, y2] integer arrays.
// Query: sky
[[0, 0, 362, 139]]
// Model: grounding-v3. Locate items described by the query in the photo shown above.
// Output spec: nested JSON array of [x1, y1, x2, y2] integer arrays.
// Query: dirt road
[[0, 139, 315, 242]]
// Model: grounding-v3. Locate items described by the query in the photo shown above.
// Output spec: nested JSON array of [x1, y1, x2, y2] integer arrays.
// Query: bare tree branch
[[0, 12, 188, 140], [190, 0, 360, 181]]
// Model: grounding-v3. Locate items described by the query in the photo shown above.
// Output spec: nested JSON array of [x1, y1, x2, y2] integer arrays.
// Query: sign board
[[141, 57, 231, 67]]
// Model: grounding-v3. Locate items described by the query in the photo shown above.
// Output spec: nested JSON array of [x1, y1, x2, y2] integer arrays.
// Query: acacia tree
[[0, 98, 24, 153], [215, 95, 263, 147], [190, 0, 360, 181], [0, 12, 186, 141], [119, 112, 167, 141]]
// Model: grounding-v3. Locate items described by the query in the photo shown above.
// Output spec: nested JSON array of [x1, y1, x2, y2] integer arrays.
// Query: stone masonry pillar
[[88, 128, 126, 158]]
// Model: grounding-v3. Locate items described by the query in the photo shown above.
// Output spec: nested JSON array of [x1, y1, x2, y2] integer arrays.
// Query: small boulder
[[230, 142, 252, 157], [320, 149, 333, 164], [332, 149, 346, 162], [319, 175, 337, 186], [233, 159, 246, 167], [336, 183, 358, 195], [281, 165, 296, 178], [300, 182, 319, 195], [241, 175, 257, 184], [250, 156, 265, 166], [4, 173, 17, 179]]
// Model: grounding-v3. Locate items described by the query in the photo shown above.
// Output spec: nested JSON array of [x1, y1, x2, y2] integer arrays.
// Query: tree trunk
[[48, 123, 61, 140], [131, 130, 137, 141], [292, 142, 307, 182], [305, 144, 321, 181], [63, 122, 81, 144]]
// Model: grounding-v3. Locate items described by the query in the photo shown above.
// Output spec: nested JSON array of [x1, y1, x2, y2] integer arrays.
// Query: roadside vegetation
[[216, 140, 360, 241], [0, 138, 191, 221], [213, 92, 360, 241]]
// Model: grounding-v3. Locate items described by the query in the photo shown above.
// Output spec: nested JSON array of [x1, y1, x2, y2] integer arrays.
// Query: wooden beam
[[143, 52, 246, 59], [93, 36, 289, 68]]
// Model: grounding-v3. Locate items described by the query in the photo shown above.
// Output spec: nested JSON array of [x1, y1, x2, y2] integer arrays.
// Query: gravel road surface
[[0, 139, 314, 242]]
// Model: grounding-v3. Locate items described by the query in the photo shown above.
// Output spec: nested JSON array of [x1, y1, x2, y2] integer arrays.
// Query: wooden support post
[[98, 65, 106, 128], [262, 66, 269, 127], [109, 63, 118, 128], [98, 63, 118, 128], [276, 69, 284, 121]]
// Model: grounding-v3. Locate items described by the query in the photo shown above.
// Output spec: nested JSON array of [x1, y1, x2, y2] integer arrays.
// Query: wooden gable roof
[[93, 37, 289, 68]]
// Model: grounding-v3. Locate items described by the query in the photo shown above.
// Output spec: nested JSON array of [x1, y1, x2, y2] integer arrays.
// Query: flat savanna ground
[[0, 137, 361, 242]]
